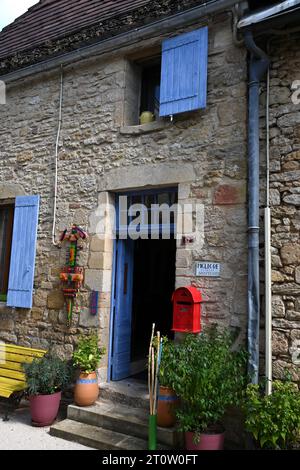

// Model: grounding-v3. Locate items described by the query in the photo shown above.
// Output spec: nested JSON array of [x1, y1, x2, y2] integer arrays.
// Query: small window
[[140, 61, 161, 120], [0, 204, 14, 302], [124, 54, 161, 126], [123, 27, 208, 126]]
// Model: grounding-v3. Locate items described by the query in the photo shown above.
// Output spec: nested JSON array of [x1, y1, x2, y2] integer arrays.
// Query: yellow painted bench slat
[[0, 352, 43, 364], [0, 345, 45, 357], [0, 343, 47, 400], [0, 388, 14, 398], [0, 343, 46, 353], [0, 361, 23, 372], [0, 376, 24, 387], [0, 368, 25, 381], [0, 381, 25, 391]]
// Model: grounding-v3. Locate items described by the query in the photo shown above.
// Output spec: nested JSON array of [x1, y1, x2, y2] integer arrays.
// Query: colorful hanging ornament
[[59, 225, 88, 326]]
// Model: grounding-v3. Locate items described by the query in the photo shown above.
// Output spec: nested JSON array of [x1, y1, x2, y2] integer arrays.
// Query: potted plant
[[243, 380, 300, 449], [156, 336, 180, 427], [173, 326, 247, 450], [72, 333, 106, 406], [23, 354, 72, 427]]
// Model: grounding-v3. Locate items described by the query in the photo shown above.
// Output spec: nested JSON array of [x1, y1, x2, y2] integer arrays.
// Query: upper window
[[124, 26, 208, 126], [0, 204, 14, 302]]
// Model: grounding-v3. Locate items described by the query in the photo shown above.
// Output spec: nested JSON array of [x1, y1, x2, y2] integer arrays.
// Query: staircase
[[50, 379, 181, 450]]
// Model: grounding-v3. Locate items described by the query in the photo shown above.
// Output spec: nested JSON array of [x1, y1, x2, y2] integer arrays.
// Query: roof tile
[[0, 0, 151, 59]]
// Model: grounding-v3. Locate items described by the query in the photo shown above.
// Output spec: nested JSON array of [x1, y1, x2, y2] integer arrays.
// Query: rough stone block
[[281, 243, 300, 265], [269, 188, 280, 206], [214, 184, 246, 205], [90, 236, 114, 253], [272, 330, 289, 355], [84, 269, 103, 291], [272, 270, 285, 283], [272, 296, 285, 318], [47, 290, 65, 310], [88, 252, 113, 270], [79, 307, 99, 328], [0, 318, 14, 331]]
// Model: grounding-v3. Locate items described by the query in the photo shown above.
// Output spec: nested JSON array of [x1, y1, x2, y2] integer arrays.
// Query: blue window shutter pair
[[159, 26, 208, 117], [7, 195, 40, 309]]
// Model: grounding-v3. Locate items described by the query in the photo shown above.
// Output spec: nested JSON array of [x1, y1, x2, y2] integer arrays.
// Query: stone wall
[[0, 15, 248, 381], [266, 33, 300, 384]]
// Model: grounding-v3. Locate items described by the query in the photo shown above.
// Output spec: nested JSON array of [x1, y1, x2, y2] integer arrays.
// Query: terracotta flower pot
[[74, 371, 99, 406], [157, 386, 179, 427], [29, 391, 61, 427], [185, 431, 225, 450]]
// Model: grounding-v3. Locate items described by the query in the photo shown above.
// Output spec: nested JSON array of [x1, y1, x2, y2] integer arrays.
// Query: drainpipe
[[244, 31, 269, 384]]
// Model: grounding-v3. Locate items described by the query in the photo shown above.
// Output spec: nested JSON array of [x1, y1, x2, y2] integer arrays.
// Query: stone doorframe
[[89, 162, 200, 382]]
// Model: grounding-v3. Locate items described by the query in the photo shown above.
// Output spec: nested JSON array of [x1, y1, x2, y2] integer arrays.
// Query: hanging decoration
[[59, 225, 88, 326]]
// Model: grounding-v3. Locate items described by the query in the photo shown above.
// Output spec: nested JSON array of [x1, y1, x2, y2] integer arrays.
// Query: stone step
[[50, 419, 150, 450], [68, 399, 181, 448], [50, 419, 169, 450], [100, 379, 149, 409]]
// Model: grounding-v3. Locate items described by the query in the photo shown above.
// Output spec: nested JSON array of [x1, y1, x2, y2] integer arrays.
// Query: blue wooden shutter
[[112, 239, 134, 380], [159, 26, 208, 117], [7, 195, 40, 309]]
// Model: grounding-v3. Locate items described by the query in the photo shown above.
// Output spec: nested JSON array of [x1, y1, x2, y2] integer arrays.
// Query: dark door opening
[[130, 238, 176, 369]]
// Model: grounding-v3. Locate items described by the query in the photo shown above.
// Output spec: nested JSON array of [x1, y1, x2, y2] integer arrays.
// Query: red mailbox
[[172, 286, 202, 333]]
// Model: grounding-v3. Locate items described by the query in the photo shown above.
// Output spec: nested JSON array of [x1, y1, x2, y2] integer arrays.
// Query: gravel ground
[[0, 401, 93, 450]]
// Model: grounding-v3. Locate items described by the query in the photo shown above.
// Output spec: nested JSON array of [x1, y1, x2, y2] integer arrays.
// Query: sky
[[0, 0, 38, 31]]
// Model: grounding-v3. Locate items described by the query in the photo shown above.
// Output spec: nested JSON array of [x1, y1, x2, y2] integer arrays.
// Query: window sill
[[119, 120, 171, 135]]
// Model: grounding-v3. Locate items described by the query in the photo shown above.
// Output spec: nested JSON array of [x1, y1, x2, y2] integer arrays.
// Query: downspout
[[265, 46, 272, 394], [244, 31, 269, 384]]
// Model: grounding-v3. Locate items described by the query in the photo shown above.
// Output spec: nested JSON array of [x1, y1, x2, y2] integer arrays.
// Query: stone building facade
[[0, 8, 248, 382], [0, 0, 299, 386], [266, 32, 300, 383]]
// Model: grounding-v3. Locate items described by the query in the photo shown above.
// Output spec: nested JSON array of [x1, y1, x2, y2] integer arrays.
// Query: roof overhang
[[238, 0, 300, 29], [0, 0, 245, 83]]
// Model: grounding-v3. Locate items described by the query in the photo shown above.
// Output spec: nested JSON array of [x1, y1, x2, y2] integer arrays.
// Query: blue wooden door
[[111, 238, 134, 380]]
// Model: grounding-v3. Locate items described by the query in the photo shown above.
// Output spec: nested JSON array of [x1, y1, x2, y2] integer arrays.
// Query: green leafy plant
[[72, 334, 106, 374], [156, 336, 179, 390], [173, 325, 247, 438], [243, 380, 300, 449], [23, 354, 72, 396]]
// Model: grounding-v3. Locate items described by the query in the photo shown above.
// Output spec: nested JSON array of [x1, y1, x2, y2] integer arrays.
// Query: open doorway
[[131, 238, 175, 367], [110, 188, 177, 381]]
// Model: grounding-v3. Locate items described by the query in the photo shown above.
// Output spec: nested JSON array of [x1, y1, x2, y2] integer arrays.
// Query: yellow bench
[[0, 343, 46, 420]]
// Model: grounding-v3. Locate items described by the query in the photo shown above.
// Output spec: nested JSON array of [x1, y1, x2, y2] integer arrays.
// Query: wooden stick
[[153, 331, 160, 415], [151, 346, 155, 415], [148, 323, 155, 415]]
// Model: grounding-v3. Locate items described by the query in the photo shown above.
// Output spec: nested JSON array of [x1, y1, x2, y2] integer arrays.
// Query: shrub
[[23, 354, 72, 396], [244, 380, 300, 449], [72, 333, 106, 374], [157, 336, 179, 390], [173, 325, 247, 436]]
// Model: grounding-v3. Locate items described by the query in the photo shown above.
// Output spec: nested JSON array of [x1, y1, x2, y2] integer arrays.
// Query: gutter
[[238, 0, 300, 28], [0, 0, 243, 83], [244, 31, 269, 384]]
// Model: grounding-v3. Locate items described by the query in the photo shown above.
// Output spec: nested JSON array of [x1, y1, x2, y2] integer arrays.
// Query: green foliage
[[72, 333, 106, 374], [23, 354, 72, 396], [172, 325, 247, 435], [244, 380, 300, 449], [157, 336, 179, 389]]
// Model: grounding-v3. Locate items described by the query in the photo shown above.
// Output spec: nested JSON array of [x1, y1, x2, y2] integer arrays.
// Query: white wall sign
[[196, 261, 221, 277]]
